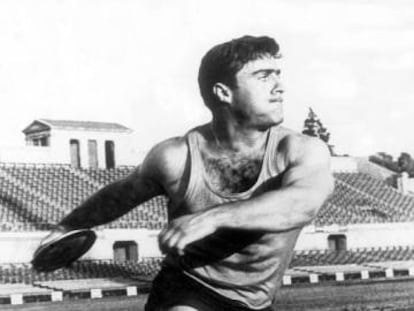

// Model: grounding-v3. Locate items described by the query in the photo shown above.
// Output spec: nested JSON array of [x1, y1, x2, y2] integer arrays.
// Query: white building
[[0, 119, 137, 168]]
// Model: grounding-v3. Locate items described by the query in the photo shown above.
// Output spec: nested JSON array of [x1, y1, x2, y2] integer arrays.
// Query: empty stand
[[0, 247, 413, 286], [0, 258, 162, 285], [314, 173, 414, 226], [0, 163, 167, 230], [0, 164, 413, 229], [289, 246, 414, 267], [81, 166, 133, 185]]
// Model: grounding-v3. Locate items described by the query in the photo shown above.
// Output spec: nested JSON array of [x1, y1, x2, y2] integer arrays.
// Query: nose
[[271, 74, 284, 95]]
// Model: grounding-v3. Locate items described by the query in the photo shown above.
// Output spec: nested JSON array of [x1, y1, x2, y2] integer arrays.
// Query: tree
[[397, 152, 414, 176], [369, 152, 414, 176], [302, 107, 334, 154], [369, 153, 399, 172], [303, 108, 319, 138]]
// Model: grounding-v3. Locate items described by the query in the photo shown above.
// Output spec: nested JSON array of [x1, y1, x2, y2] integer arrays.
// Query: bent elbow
[[301, 187, 331, 226], [301, 206, 319, 227]]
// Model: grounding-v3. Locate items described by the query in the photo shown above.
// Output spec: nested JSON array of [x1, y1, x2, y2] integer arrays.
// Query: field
[[2, 279, 414, 311]]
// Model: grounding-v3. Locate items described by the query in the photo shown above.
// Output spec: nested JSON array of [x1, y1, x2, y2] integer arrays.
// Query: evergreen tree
[[398, 152, 414, 176], [302, 108, 320, 138], [369, 153, 399, 172], [302, 108, 333, 153]]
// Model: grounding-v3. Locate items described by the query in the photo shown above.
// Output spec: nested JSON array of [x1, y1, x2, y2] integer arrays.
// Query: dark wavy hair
[[198, 35, 280, 109]]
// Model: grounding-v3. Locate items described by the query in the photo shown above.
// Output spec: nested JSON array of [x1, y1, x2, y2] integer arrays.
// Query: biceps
[[282, 166, 334, 203], [122, 173, 165, 205]]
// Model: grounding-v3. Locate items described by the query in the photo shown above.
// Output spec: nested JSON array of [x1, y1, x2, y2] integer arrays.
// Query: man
[[46, 35, 334, 310]]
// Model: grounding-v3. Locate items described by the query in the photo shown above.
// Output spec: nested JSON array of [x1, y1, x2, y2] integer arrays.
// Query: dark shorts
[[145, 266, 273, 311]]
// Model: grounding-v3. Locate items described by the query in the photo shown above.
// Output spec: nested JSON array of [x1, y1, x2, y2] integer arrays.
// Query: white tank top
[[164, 125, 302, 309]]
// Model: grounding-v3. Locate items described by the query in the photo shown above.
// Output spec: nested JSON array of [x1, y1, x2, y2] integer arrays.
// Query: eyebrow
[[251, 68, 281, 76]]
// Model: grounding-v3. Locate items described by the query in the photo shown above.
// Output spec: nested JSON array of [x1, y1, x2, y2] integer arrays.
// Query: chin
[[270, 115, 284, 127], [257, 118, 283, 131], [275, 116, 284, 125]]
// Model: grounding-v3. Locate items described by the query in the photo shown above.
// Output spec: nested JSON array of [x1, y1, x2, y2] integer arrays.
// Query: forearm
[[212, 186, 330, 232], [59, 179, 145, 230]]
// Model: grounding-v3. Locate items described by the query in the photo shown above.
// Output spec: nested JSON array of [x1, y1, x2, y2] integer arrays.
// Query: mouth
[[269, 98, 283, 103]]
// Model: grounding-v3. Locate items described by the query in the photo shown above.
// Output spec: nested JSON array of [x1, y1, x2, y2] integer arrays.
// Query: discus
[[31, 229, 97, 272]]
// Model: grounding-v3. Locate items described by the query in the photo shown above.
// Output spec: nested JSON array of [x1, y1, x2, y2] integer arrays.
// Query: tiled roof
[[39, 119, 132, 132]]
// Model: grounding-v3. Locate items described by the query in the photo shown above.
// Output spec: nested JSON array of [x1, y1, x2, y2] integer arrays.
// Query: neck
[[210, 113, 271, 152]]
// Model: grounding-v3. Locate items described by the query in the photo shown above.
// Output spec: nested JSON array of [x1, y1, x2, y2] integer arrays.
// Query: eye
[[258, 73, 271, 81]]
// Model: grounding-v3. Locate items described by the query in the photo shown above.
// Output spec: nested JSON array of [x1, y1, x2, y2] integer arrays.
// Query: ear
[[212, 82, 233, 104]]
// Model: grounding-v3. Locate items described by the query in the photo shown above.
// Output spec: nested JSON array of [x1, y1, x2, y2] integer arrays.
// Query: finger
[[158, 229, 171, 254], [158, 227, 176, 249], [175, 238, 188, 256], [40, 230, 65, 246], [159, 227, 183, 254], [158, 228, 167, 248], [162, 231, 183, 254]]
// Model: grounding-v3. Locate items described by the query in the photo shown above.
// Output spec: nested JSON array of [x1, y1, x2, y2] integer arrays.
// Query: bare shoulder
[[276, 128, 333, 194], [140, 136, 188, 182], [276, 127, 331, 167], [114, 136, 187, 201]]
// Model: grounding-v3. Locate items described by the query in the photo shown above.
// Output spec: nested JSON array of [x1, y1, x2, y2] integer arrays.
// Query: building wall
[[0, 130, 139, 167], [86, 229, 161, 260], [296, 222, 414, 250], [50, 129, 136, 168], [0, 228, 160, 263], [398, 172, 414, 195], [1, 222, 413, 263], [331, 156, 358, 172]]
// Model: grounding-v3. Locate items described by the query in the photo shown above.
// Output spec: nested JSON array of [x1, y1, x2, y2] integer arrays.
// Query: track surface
[[2, 279, 414, 311]]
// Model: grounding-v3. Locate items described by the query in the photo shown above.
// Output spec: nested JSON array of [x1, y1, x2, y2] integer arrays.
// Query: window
[[328, 234, 347, 251], [70, 139, 81, 168], [105, 140, 115, 169], [40, 136, 49, 146], [113, 241, 138, 262], [28, 135, 49, 146]]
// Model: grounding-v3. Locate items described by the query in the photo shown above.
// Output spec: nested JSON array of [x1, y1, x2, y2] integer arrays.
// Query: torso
[[153, 124, 302, 309], [158, 124, 292, 205]]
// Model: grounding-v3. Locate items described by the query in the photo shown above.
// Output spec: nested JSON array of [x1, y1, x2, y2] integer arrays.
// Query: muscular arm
[[216, 136, 334, 231], [159, 135, 334, 254], [58, 150, 166, 230]]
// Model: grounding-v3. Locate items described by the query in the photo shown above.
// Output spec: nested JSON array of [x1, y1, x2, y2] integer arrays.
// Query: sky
[[0, 0, 413, 158]]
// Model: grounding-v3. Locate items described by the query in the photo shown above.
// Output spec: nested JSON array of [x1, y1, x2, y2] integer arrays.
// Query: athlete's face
[[230, 56, 284, 128]]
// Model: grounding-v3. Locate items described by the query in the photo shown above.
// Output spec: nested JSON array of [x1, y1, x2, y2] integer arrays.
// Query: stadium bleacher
[[330, 173, 414, 223], [81, 167, 135, 185], [0, 164, 414, 230], [290, 246, 414, 267], [0, 163, 167, 231], [1, 163, 414, 305], [0, 246, 413, 286], [0, 258, 162, 285]]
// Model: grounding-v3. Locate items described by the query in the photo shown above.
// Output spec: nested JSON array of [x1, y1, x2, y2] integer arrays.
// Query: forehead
[[237, 56, 282, 76]]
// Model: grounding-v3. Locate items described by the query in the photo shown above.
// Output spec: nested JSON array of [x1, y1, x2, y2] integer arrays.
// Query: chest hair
[[201, 152, 264, 194]]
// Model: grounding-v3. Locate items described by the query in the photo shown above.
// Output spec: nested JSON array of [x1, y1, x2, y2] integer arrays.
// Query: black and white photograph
[[0, 1, 413, 310]]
